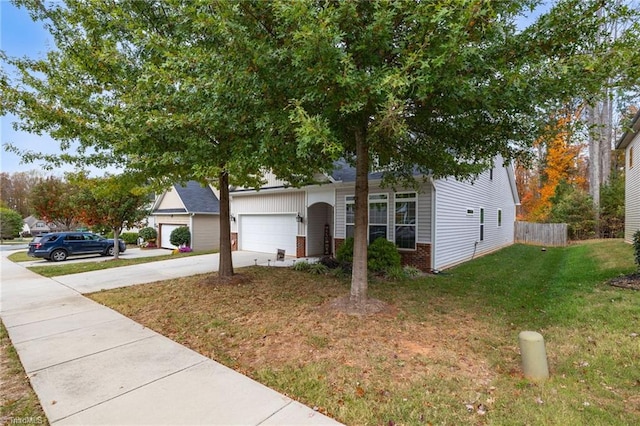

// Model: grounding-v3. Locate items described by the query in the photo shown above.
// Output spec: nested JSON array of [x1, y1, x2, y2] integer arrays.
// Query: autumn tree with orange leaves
[[518, 114, 588, 222]]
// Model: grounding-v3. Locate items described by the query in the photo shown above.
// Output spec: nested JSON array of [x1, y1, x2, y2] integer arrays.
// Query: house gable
[[153, 181, 220, 215]]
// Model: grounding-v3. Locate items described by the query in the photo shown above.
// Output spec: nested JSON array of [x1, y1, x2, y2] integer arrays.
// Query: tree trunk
[[350, 128, 369, 307], [113, 227, 121, 260], [587, 104, 601, 237], [218, 170, 234, 278]]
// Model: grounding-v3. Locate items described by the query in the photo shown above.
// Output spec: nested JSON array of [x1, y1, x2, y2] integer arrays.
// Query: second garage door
[[239, 214, 297, 255], [160, 224, 182, 249]]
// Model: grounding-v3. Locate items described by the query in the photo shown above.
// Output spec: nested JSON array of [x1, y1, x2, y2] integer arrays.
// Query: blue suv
[[28, 232, 127, 262]]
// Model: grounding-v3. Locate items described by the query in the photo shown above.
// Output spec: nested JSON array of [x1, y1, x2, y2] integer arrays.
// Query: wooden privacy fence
[[515, 221, 568, 247]]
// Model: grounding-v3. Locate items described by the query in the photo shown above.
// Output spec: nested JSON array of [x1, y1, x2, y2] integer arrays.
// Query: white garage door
[[160, 224, 181, 249], [239, 214, 297, 255]]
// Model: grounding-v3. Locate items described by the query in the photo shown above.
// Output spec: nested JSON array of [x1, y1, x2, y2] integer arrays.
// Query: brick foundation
[[334, 238, 431, 272], [399, 243, 431, 272], [296, 236, 306, 258]]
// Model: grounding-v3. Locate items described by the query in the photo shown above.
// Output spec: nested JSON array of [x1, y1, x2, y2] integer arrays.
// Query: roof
[[329, 159, 386, 182], [616, 109, 640, 149], [153, 181, 220, 215]]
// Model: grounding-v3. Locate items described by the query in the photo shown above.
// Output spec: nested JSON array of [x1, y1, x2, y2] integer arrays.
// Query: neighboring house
[[23, 215, 59, 237], [230, 158, 519, 272], [151, 181, 220, 250], [616, 109, 640, 244]]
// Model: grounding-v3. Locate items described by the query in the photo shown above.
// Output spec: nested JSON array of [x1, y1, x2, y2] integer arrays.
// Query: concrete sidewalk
[[0, 251, 342, 425]]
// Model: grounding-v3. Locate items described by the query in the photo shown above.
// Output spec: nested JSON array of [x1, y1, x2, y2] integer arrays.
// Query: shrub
[[367, 237, 401, 273], [292, 261, 312, 272], [120, 232, 139, 245], [0, 207, 22, 239], [319, 256, 340, 269], [633, 229, 640, 271], [336, 237, 354, 263], [308, 263, 329, 275], [170, 226, 191, 247], [403, 266, 422, 278], [385, 266, 406, 281], [138, 226, 157, 242]]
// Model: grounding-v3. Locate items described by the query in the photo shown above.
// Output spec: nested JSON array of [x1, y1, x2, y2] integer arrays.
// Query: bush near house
[[334, 236, 402, 275], [170, 226, 190, 247], [120, 232, 139, 245], [138, 226, 157, 242]]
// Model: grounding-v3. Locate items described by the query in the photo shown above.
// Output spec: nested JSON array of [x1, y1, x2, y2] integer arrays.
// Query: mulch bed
[[608, 273, 640, 290]]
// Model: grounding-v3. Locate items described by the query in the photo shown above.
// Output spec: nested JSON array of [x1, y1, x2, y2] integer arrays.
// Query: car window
[[43, 235, 59, 242], [65, 234, 83, 241]]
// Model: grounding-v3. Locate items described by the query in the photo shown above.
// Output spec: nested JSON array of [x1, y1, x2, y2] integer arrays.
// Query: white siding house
[[230, 158, 519, 271], [616, 110, 640, 243], [433, 162, 518, 270]]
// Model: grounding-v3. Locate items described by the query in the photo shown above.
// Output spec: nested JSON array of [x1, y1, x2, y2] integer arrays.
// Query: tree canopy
[[3, 0, 639, 308]]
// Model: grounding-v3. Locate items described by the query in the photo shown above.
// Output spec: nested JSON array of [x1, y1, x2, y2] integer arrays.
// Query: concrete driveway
[[0, 250, 342, 425]]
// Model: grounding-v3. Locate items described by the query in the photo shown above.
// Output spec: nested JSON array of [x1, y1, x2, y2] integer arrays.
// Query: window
[[630, 146, 634, 168], [489, 168, 493, 180], [479, 208, 485, 241], [395, 193, 416, 249], [344, 194, 389, 243], [497, 209, 502, 227], [345, 196, 355, 238], [369, 194, 388, 243]]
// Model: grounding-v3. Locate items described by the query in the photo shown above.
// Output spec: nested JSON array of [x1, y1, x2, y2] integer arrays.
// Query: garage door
[[160, 224, 181, 249], [239, 214, 297, 255]]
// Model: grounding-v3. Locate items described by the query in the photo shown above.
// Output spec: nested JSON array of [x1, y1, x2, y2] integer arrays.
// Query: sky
[[1, 0, 62, 175], [0, 1, 550, 176]]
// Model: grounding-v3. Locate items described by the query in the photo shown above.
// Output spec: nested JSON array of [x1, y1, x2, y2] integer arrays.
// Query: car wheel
[[107, 246, 115, 256], [51, 249, 67, 262]]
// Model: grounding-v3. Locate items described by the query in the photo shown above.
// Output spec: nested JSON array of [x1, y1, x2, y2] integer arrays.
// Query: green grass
[[23, 250, 215, 277], [7, 251, 32, 262], [87, 240, 640, 425]]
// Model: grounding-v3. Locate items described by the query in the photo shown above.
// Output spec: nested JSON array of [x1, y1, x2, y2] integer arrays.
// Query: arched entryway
[[306, 202, 334, 256]]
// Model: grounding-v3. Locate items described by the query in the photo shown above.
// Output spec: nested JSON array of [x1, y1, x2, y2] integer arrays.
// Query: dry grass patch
[[90, 267, 503, 424], [0, 321, 48, 426], [88, 242, 640, 425]]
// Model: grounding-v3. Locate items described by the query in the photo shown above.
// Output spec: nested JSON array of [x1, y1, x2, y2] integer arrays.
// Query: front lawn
[[88, 241, 640, 425], [11, 250, 214, 277]]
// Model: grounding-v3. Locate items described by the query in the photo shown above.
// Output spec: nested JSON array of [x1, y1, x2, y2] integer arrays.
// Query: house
[[229, 158, 519, 272], [151, 181, 220, 250], [22, 215, 59, 237], [616, 109, 640, 244]]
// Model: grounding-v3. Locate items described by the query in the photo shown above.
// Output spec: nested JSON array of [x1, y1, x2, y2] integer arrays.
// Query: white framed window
[[395, 192, 417, 250], [497, 209, 502, 227], [345, 195, 355, 238], [479, 207, 485, 241], [369, 194, 388, 243]]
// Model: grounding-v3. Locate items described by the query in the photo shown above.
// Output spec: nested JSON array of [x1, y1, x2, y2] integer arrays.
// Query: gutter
[[616, 109, 640, 149]]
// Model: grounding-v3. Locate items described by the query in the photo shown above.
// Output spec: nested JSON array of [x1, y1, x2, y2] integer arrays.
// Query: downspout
[[430, 177, 437, 273], [189, 213, 195, 250]]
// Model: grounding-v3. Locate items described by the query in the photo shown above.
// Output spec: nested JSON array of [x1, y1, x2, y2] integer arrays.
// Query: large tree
[[71, 173, 151, 260], [3, 0, 321, 280], [0, 207, 24, 240], [227, 0, 639, 309], [4, 1, 639, 309], [28, 175, 80, 230]]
